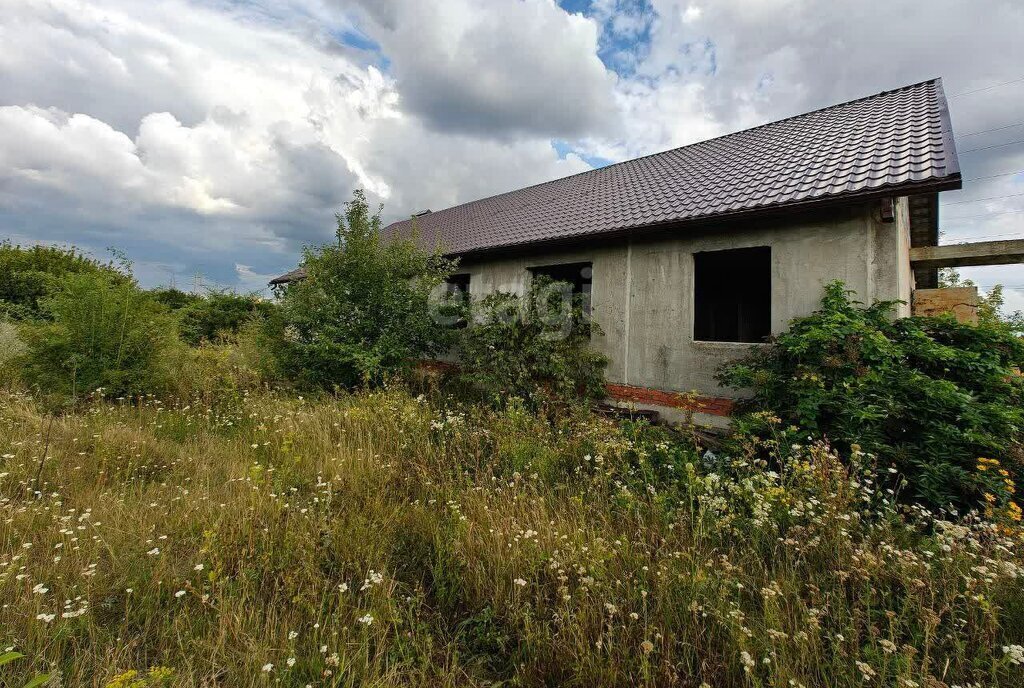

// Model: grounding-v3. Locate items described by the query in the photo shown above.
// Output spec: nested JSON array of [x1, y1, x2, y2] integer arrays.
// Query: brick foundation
[[605, 383, 735, 417], [415, 361, 735, 417]]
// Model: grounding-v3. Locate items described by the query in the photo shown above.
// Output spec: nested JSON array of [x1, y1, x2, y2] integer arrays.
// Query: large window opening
[[694, 247, 771, 343], [528, 262, 593, 315]]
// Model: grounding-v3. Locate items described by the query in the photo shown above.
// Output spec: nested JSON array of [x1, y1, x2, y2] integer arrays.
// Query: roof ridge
[[383, 78, 943, 233]]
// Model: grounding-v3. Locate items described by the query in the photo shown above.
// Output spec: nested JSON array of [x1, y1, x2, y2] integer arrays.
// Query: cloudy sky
[[2, 0, 1024, 306]]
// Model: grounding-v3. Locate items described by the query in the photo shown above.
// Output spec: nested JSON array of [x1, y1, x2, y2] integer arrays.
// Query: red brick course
[[605, 384, 735, 417], [414, 361, 735, 417]]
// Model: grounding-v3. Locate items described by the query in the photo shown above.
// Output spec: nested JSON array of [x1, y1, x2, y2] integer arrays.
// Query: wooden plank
[[909, 239, 1024, 269]]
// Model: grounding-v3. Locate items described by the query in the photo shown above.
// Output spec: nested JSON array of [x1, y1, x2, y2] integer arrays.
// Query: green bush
[[147, 287, 203, 312], [177, 291, 275, 345], [269, 190, 457, 389], [456, 276, 608, 410], [20, 272, 180, 398], [719, 281, 1024, 511], [0, 242, 126, 321]]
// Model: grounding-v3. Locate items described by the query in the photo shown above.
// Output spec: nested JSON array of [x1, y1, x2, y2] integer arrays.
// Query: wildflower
[[640, 640, 654, 655], [1004, 644, 1024, 665], [855, 661, 876, 681], [286, 657, 296, 667], [288, 631, 299, 640], [147, 547, 160, 556], [175, 590, 186, 599], [1008, 502, 1023, 522], [261, 663, 273, 672], [194, 564, 204, 571], [36, 613, 56, 623], [879, 639, 898, 654], [338, 582, 349, 592], [513, 578, 527, 587], [358, 614, 374, 625], [32, 583, 49, 594]]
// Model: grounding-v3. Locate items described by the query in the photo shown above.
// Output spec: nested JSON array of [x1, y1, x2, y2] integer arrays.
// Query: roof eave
[[445, 176, 963, 260]]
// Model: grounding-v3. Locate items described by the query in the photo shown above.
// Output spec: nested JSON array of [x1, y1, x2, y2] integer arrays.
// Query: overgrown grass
[[1, 389, 1022, 686]]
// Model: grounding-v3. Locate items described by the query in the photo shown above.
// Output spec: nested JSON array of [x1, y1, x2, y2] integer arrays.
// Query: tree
[[0, 242, 127, 322], [177, 291, 275, 345], [269, 190, 457, 389], [21, 272, 179, 398]]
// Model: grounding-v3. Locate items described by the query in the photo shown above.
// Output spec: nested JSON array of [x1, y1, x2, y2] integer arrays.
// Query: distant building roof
[[271, 78, 960, 284], [268, 266, 307, 286]]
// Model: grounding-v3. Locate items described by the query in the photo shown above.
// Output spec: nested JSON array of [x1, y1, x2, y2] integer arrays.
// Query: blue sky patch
[[558, 0, 655, 77], [553, 140, 614, 169]]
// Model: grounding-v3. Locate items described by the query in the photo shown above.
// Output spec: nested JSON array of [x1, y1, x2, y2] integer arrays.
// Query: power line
[[960, 121, 1024, 138], [942, 192, 1024, 206], [943, 208, 1024, 221], [963, 169, 1024, 182], [950, 76, 1024, 98], [959, 138, 1024, 154], [943, 231, 1024, 242]]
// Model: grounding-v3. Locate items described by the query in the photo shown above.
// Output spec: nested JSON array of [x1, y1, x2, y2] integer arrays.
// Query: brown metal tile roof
[[382, 78, 961, 257]]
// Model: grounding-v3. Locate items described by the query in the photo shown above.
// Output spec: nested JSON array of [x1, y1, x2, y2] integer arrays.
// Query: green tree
[[269, 190, 456, 389], [0, 242, 126, 321], [21, 272, 179, 398], [148, 287, 203, 312], [719, 281, 1024, 510], [177, 291, 275, 345]]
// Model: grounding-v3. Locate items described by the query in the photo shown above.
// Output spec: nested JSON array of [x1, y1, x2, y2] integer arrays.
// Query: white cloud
[[0, 0, 1022, 298], [344, 0, 619, 138]]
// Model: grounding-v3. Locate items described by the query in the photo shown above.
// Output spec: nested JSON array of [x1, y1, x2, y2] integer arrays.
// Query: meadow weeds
[[0, 388, 1022, 687]]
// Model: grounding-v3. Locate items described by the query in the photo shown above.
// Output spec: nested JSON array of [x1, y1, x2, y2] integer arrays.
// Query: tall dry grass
[[0, 389, 1022, 686]]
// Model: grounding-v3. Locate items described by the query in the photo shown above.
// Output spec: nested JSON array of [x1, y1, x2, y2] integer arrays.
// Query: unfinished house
[[273, 79, 1022, 425]]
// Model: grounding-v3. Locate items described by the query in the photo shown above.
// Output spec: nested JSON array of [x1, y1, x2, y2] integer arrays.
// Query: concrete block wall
[[457, 199, 913, 413]]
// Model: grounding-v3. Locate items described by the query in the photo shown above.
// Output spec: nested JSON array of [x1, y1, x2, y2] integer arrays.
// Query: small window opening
[[694, 247, 770, 343], [528, 262, 593, 315], [443, 273, 471, 328]]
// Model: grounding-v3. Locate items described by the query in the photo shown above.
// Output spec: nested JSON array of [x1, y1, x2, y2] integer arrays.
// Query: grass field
[[1, 388, 1023, 687]]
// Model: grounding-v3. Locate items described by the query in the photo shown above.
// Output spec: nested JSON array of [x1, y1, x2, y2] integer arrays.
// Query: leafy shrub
[[147, 287, 202, 312], [169, 316, 285, 404], [269, 190, 456, 389], [719, 281, 1024, 510], [0, 321, 27, 387], [177, 291, 275, 345], [0, 242, 126, 321], [456, 276, 608, 410], [20, 272, 180, 398]]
